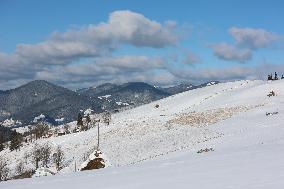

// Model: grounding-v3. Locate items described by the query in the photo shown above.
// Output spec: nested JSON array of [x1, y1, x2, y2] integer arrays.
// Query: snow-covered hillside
[[1, 79, 284, 188]]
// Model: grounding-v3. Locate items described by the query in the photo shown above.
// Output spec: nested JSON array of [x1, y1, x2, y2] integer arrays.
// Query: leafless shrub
[[63, 124, 71, 134], [32, 123, 49, 139], [0, 156, 9, 181], [102, 111, 111, 125], [32, 144, 42, 169], [32, 142, 52, 169], [23, 151, 30, 165], [41, 143, 52, 167], [53, 146, 65, 171], [15, 161, 25, 175]]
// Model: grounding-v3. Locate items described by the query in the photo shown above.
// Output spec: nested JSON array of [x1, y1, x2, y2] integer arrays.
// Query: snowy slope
[[1, 79, 284, 188]]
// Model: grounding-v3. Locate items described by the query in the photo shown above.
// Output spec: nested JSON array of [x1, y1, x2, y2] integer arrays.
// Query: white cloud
[[1, 14, 283, 90], [32, 55, 168, 88], [229, 27, 279, 49], [211, 27, 281, 62], [210, 43, 252, 62], [0, 10, 179, 89], [12, 10, 177, 66]]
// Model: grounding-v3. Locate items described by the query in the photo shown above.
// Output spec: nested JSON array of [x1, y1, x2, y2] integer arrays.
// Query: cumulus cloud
[[229, 27, 279, 49], [0, 10, 179, 89], [210, 43, 252, 62], [32, 55, 168, 88], [1, 12, 283, 90], [12, 10, 178, 65], [211, 27, 281, 62]]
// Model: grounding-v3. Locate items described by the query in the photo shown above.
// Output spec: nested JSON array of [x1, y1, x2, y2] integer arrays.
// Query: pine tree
[[9, 131, 23, 151], [0, 133, 4, 152], [86, 114, 91, 130], [0, 143, 4, 152], [274, 72, 278, 80], [77, 113, 84, 130]]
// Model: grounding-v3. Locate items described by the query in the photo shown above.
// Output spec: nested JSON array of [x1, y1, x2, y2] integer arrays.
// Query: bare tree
[[23, 151, 30, 165], [32, 123, 49, 139], [27, 126, 34, 142], [32, 144, 42, 169], [85, 114, 91, 130], [15, 161, 25, 176], [102, 111, 111, 125], [53, 146, 65, 171], [54, 127, 59, 135], [63, 124, 70, 134], [32, 143, 52, 169], [0, 156, 9, 181], [41, 143, 51, 167]]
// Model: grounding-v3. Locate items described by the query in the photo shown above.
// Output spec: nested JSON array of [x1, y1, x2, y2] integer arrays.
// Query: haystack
[[81, 150, 105, 171]]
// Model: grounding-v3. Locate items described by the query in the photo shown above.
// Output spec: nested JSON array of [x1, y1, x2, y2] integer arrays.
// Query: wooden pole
[[73, 157, 77, 172], [97, 121, 100, 150]]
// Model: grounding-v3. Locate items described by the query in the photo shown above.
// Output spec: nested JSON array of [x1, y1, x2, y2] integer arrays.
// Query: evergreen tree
[[274, 72, 278, 80], [9, 131, 23, 151], [86, 114, 91, 130], [0, 134, 4, 152], [77, 113, 84, 130]]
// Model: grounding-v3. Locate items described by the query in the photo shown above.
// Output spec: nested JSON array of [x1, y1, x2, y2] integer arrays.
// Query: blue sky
[[0, 0, 284, 89]]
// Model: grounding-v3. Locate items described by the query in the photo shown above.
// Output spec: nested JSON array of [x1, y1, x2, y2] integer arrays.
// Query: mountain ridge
[[0, 80, 219, 125]]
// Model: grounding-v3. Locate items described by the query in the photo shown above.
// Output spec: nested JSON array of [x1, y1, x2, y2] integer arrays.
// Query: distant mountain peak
[[0, 80, 101, 124]]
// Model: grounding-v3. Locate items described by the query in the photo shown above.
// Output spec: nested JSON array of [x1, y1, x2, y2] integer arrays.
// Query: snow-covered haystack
[[80, 150, 111, 171]]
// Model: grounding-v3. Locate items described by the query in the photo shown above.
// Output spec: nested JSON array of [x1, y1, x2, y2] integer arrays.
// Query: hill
[[1, 79, 284, 188], [0, 80, 101, 124], [79, 82, 170, 110], [0, 80, 218, 124], [79, 81, 219, 110]]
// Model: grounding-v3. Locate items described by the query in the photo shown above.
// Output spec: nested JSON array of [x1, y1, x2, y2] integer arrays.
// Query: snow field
[[1, 79, 284, 189]]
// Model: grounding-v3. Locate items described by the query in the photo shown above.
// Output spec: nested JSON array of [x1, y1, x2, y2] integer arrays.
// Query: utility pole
[[73, 157, 77, 172], [97, 120, 100, 150]]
